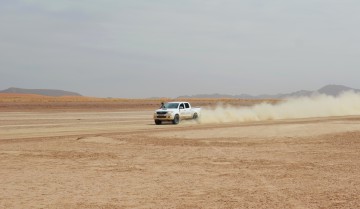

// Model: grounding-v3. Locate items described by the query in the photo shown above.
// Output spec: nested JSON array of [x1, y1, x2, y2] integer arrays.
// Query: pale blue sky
[[1, 0, 360, 98]]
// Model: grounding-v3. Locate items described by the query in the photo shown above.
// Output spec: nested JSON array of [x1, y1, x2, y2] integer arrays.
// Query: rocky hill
[[0, 87, 82, 97], [179, 85, 360, 99]]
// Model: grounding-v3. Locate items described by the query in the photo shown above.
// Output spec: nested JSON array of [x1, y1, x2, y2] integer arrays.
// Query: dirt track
[[1, 111, 360, 208]]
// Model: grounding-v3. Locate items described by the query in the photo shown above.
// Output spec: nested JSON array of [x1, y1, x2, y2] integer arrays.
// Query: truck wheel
[[172, 114, 180, 124], [155, 120, 162, 125], [193, 113, 198, 119]]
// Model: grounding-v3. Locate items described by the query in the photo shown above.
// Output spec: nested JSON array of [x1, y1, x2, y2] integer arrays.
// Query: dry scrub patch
[[0, 93, 278, 111]]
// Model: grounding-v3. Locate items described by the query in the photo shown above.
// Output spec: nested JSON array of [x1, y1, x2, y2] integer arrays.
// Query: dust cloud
[[199, 91, 360, 123]]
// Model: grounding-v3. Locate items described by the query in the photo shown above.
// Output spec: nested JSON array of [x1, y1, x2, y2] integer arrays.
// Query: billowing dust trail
[[199, 91, 360, 123]]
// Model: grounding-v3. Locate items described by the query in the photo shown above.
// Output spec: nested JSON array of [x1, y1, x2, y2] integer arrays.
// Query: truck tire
[[172, 114, 180, 124], [193, 113, 198, 119], [155, 120, 162, 125]]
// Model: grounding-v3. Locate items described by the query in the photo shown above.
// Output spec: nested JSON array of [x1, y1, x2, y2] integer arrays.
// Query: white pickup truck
[[153, 102, 201, 125]]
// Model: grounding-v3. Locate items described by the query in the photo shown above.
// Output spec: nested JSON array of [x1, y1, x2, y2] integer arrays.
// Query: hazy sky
[[1, 0, 360, 98]]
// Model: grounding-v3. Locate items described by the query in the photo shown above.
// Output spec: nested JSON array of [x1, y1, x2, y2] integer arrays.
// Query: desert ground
[[0, 96, 359, 208]]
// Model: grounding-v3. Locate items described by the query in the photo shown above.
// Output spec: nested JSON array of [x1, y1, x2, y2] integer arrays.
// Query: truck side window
[[179, 103, 184, 109], [185, 103, 190, 108]]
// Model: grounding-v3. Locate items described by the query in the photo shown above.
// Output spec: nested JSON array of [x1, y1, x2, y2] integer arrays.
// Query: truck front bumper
[[153, 114, 175, 121]]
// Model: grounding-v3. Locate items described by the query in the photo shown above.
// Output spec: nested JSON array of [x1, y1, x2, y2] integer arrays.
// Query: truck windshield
[[164, 103, 179, 109]]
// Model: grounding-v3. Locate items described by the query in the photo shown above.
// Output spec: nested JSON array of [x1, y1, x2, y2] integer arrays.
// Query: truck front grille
[[157, 111, 167, 115]]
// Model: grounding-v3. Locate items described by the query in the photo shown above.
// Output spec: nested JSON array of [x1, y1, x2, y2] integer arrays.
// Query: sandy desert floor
[[0, 110, 360, 208]]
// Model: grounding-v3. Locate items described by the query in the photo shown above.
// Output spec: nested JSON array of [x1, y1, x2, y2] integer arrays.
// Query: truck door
[[179, 103, 186, 118], [184, 102, 191, 118]]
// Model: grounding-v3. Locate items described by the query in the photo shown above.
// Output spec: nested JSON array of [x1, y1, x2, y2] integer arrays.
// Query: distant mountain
[[0, 87, 82, 97], [178, 85, 360, 99], [317, 84, 356, 96]]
